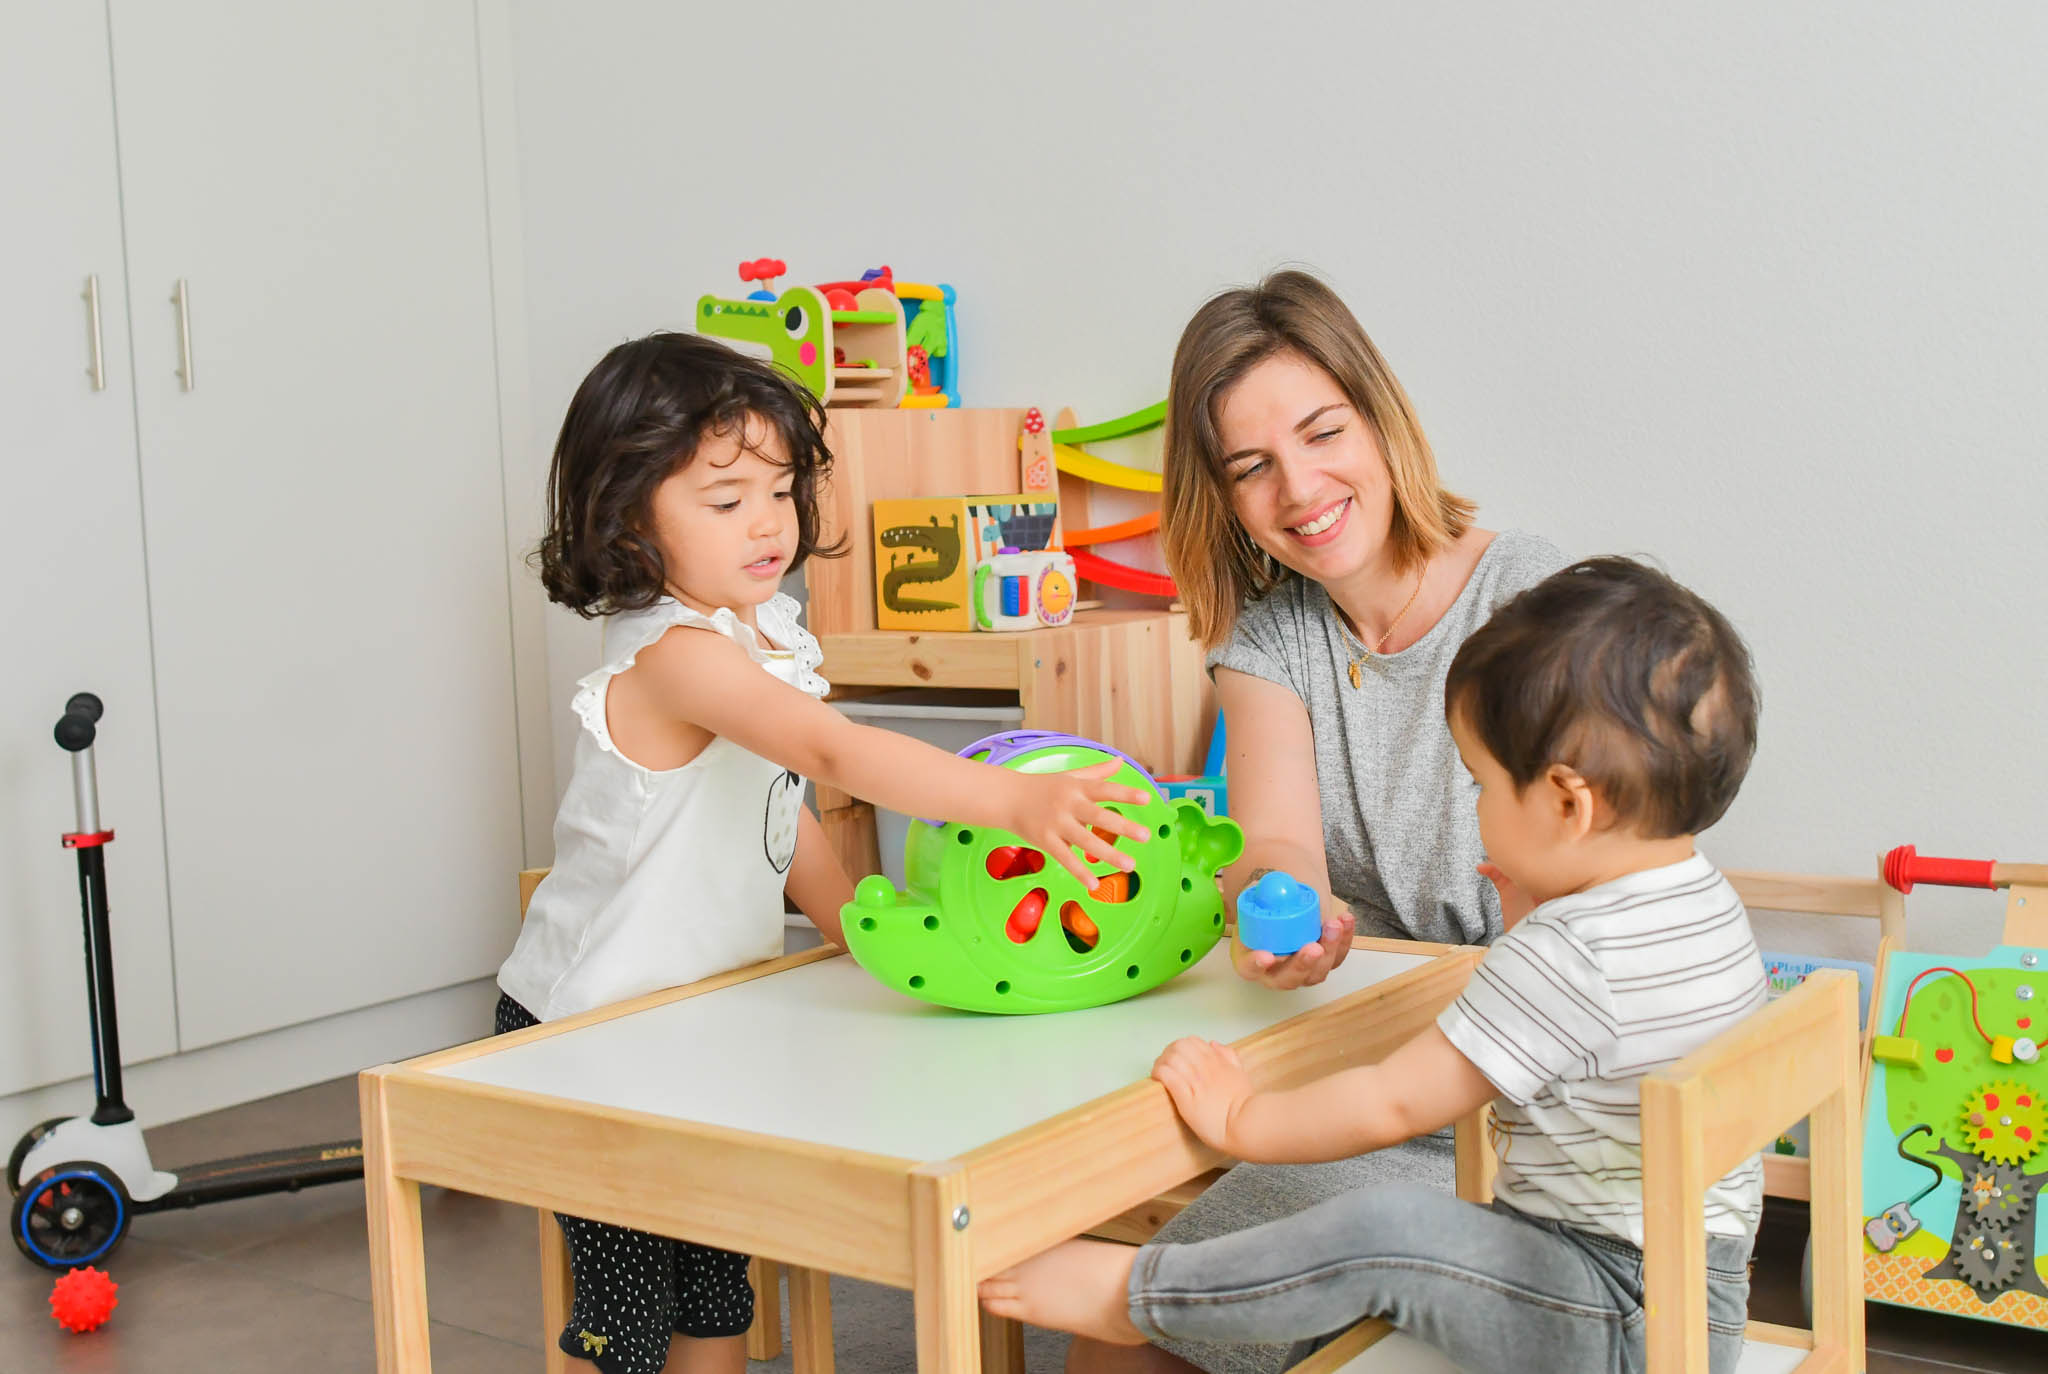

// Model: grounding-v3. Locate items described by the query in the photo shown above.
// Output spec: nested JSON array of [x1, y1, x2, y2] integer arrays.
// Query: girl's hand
[[1152, 1037, 1254, 1152], [1477, 862, 1535, 926], [1228, 910, 1355, 989], [998, 760, 1151, 888]]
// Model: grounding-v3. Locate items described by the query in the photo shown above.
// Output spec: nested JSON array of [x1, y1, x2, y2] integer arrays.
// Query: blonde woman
[[1067, 271, 1565, 1374]]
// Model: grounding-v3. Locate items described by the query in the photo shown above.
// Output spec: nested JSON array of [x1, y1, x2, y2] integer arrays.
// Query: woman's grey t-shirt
[[1208, 530, 1566, 947]]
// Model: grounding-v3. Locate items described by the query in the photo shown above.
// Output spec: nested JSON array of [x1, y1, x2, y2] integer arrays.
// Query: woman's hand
[[1477, 862, 1535, 926], [1152, 1037, 1255, 1153], [1229, 908, 1355, 989], [998, 760, 1151, 888]]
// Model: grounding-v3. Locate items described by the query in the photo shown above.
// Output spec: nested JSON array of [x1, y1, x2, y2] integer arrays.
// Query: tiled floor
[[8, 1077, 2048, 1372]]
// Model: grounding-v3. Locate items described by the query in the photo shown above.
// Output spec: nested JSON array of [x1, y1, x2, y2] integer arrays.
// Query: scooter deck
[[136, 1138, 364, 1212]]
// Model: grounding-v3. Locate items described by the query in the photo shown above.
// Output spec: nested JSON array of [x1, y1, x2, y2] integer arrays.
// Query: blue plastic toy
[[1158, 713, 1229, 817], [1236, 871, 1322, 955]]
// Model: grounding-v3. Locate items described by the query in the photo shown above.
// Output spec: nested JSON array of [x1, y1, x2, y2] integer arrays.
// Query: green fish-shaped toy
[[841, 732, 1243, 1014]]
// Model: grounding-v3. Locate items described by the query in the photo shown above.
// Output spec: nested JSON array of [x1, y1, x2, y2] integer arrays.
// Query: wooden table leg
[[361, 1072, 431, 1373], [911, 1163, 982, 1372], [1453, 1103, 1495, 1205], [978, 1311, 1026, 1374], [747, 1256, 785, 1361], [539, 1211, 571, 1374], [788, 1265, 835, 1374]]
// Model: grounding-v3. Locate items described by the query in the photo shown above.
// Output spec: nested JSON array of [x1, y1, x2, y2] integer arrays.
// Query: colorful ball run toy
[[1051, 402, 1182, 599], [49, 1265, 118, 1333], [840, 731, 1243, 1014]]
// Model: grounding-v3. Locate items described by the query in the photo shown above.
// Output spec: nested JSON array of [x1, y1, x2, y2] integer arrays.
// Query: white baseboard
[[0, 977, 500, 1143]]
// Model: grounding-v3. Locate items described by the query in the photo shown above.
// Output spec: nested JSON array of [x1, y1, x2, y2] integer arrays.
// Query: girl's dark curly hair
[[536, 332, 844, 617]]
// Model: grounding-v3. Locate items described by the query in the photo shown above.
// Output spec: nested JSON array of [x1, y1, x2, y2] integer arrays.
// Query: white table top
[[433, 946, 1435, 1160]]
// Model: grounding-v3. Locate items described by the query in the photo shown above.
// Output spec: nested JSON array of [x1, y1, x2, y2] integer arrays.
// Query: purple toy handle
[[916, 730, 1162, 826]]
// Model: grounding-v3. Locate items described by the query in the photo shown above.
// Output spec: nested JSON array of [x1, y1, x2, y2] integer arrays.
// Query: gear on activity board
[[1957, 1080, 2044, 1166]]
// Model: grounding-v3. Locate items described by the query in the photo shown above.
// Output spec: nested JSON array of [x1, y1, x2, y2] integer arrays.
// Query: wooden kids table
[[361, 939, 1485, 1373]]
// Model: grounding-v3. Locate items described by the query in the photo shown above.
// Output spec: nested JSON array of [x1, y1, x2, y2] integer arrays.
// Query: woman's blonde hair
[[1162, 269, 1474, 647]]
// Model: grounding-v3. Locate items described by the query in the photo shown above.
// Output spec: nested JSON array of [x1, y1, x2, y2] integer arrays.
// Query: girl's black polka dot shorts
[[496, 994, 755, 1374]]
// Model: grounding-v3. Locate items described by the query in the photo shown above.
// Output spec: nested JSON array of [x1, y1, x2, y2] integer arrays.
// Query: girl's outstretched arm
[[630, 624, 1150, 886], [1151, 1025, 1496, 1165], [784, 806, 852, 947]]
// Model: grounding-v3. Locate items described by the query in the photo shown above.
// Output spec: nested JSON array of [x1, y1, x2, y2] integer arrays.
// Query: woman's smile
[[1287, 496, 1352, 545]]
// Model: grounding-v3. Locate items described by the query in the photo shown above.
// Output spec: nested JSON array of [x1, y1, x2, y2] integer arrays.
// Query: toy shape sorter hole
[[839, 731, 1243, 1014]]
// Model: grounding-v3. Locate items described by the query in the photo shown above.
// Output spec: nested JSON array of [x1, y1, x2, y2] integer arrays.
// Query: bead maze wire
[[1895, 966, 1996, 1046]]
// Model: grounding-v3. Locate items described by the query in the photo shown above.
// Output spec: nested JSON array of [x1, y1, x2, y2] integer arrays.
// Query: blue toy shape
[[1235, 870, 1322, 956]]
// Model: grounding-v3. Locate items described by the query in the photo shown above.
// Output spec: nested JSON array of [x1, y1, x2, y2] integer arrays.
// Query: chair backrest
[[1724, 866, 1898, 1191], [519, 867, 549, 921], [1641, 970, 1863, 1374], [1725, 866, 1903, 952]]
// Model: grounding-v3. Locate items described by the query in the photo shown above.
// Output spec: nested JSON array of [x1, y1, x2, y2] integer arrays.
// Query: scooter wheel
[[7, 1118, 72, 1196], [11, 1162, 130, 1270]]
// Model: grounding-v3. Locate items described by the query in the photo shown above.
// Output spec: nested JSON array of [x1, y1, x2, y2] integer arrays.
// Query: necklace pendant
[[1348, 658, 1364, 689]]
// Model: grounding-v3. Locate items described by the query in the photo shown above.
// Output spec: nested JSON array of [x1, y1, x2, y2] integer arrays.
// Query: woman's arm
[[784, 806, 852, 947], [625, 625, 1148, 887], [1152, 1026, 1496, 1165], [1214, 668, 1356, 989]]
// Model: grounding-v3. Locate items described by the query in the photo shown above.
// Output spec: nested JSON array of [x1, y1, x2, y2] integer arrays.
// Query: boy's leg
[[1126, 1188, 1640, 1374], [1140, 1127, 1458, 1373]]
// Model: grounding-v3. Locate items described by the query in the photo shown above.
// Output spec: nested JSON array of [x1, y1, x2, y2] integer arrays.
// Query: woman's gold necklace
[[1344, 570, 1426, 688]]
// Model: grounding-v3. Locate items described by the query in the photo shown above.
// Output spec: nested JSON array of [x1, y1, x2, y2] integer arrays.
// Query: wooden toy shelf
[[821, 607, 1199, 713], [815, 607, 1210, 877], [807, 407, 1212, 880]]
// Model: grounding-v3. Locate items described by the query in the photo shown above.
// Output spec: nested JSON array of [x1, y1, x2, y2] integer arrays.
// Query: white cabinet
[[108, 1, 525, 1048], [0, 4, 180, 1096], [2, 1, 527, 1090]]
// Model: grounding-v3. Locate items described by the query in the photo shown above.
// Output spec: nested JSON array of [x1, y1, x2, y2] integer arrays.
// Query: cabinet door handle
[[83, 275, 106, 391], [171, 278, 195, 390]]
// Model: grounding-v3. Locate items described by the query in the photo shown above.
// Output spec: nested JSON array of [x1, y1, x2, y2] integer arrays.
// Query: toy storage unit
[[806, 408, 1213, 886], [826, 691, 1024, 886]]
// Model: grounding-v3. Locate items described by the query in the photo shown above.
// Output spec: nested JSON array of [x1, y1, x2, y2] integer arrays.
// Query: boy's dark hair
[[1444, 557, 1760, 838], [536, 332, 844, 617]]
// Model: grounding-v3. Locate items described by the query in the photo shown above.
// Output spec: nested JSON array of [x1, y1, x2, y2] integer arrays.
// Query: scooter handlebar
[[55, 695, 102, 753]]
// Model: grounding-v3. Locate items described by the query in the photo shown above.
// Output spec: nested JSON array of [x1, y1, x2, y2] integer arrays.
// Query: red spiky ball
[[50, 1265, 119, 1333]]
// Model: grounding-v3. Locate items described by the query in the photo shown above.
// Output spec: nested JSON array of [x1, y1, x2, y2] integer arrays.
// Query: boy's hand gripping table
[[361, 940, 1483, 1372]]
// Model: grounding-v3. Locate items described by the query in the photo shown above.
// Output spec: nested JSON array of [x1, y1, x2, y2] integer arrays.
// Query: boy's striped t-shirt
[[1437, 852, 1768, 1246]]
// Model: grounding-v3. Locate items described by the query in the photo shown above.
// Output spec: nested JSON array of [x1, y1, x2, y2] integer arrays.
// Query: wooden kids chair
[[517, 868, 830, 1371], [1282, 970, 1866, 1374], [1086, 867, 1896, 1251]]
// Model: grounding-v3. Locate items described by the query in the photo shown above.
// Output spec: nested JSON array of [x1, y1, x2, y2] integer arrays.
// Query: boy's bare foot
[[979, 1240, 1147, 1345]]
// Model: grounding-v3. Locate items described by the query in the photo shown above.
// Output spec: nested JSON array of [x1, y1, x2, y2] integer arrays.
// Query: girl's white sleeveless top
[[498, 593, 828, 1020]]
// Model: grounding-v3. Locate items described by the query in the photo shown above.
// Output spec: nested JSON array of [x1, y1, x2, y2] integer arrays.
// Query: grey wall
[[506, 2, 2047, 953]]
